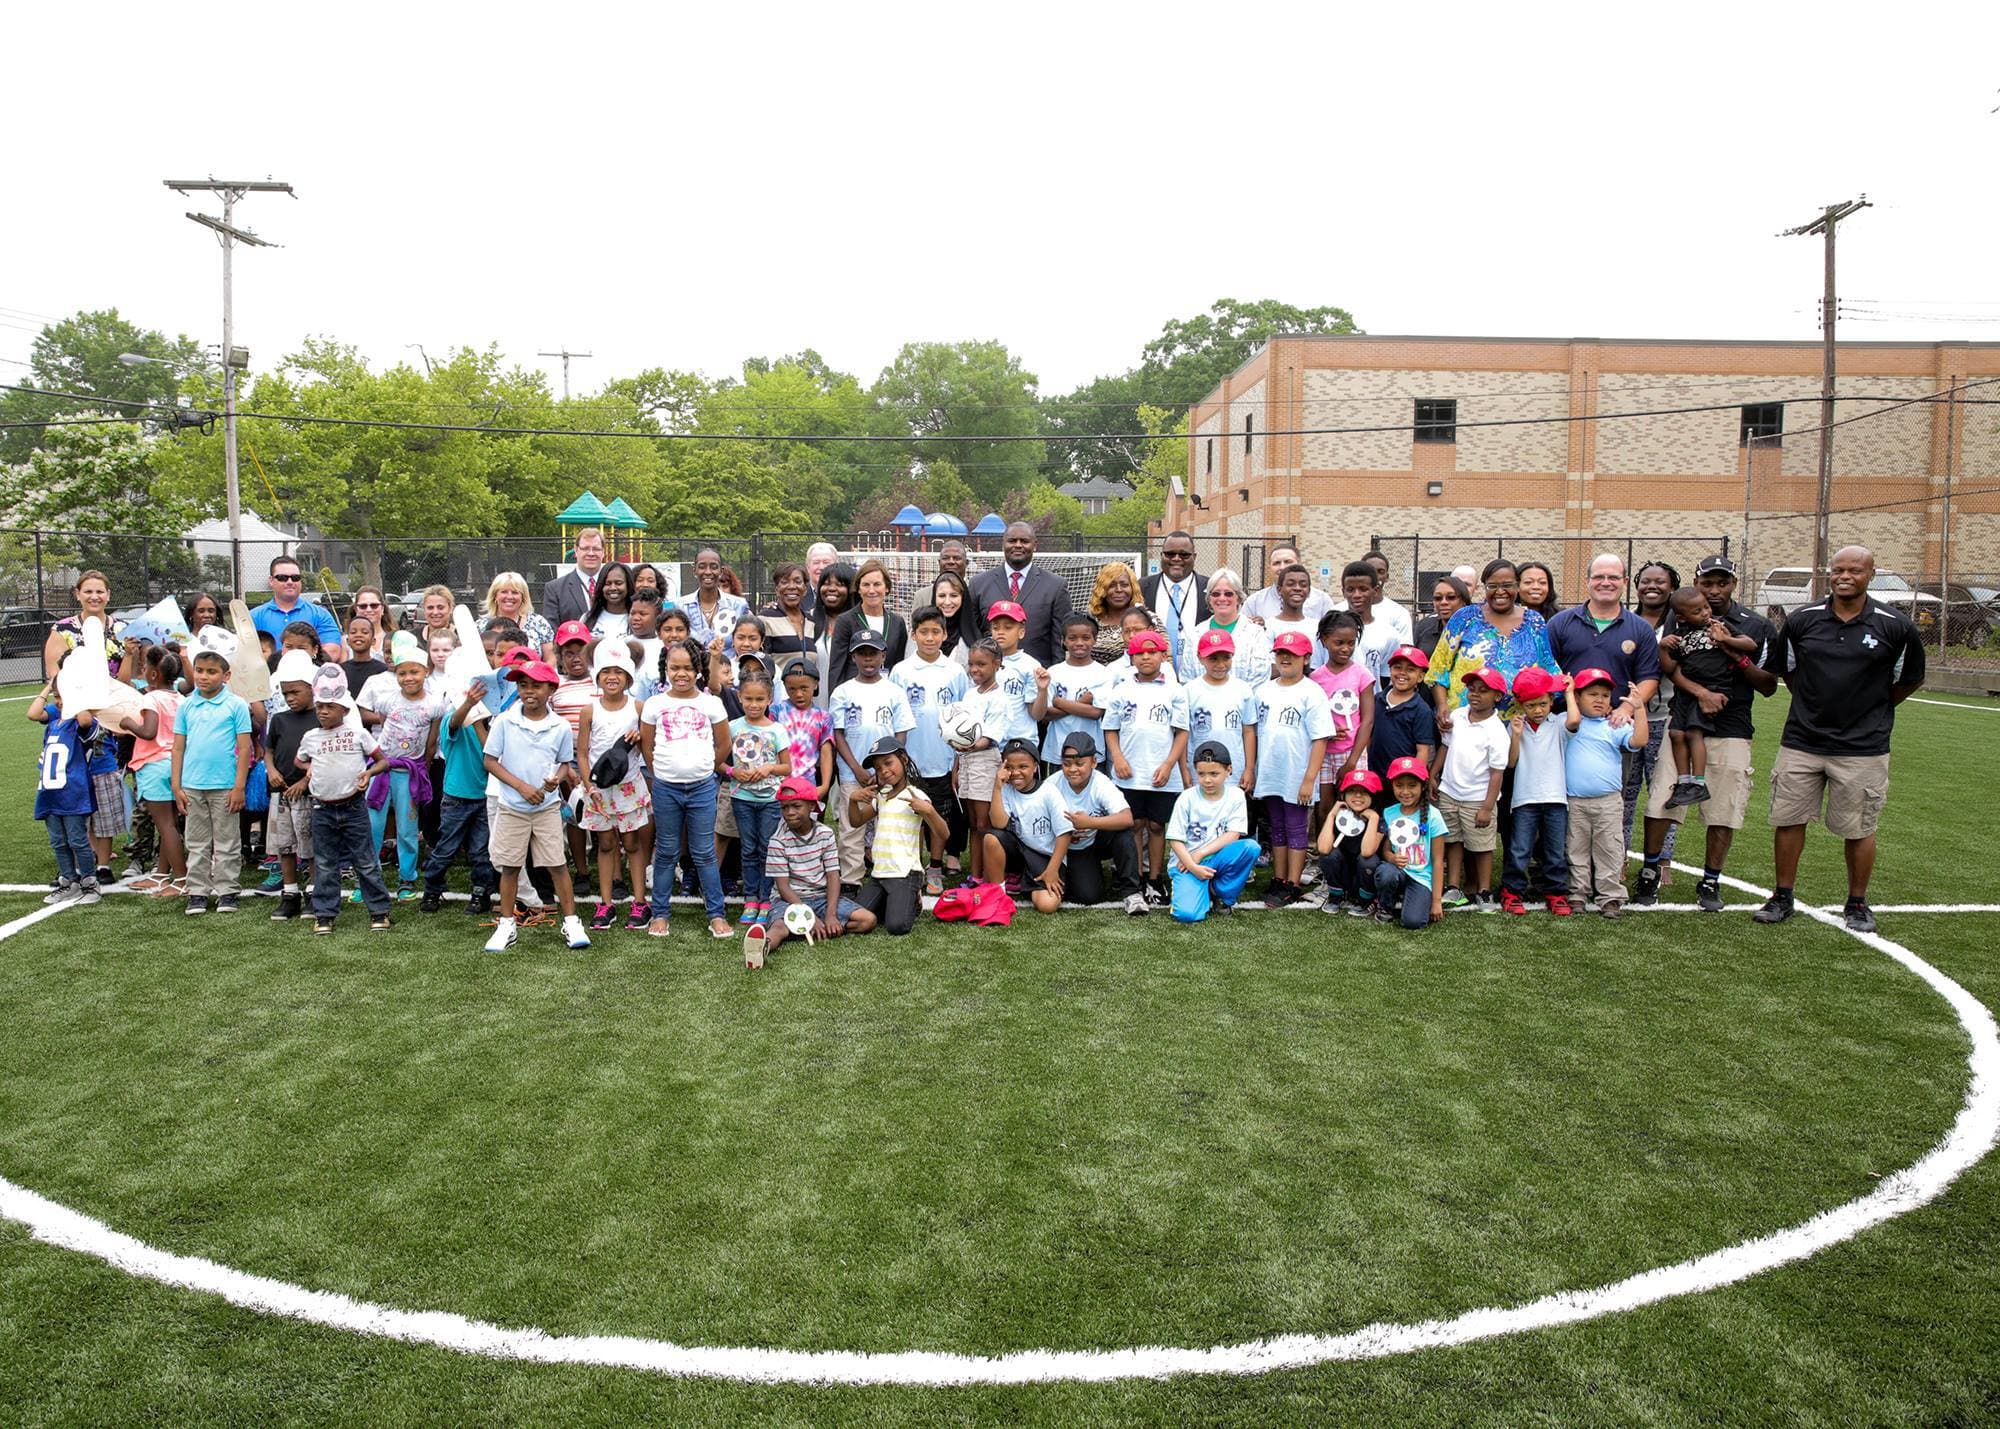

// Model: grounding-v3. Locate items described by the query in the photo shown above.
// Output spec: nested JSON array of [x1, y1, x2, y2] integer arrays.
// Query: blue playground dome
[[972, 512, 1006, 535], [891, 504, 929, 529]]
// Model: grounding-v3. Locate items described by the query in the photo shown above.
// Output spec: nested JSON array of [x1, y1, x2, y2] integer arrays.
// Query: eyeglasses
[[355, 601, 382, 609], [1485, 581, 1518, 592], [271, 573, 302, 582]]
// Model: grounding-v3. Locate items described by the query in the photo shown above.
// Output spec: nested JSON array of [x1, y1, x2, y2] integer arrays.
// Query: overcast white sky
[[5, 2, 1997, 404]]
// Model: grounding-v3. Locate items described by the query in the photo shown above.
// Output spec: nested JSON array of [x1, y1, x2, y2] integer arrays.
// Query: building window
[[1243, 413, 1254, 455], [1740, 402, 1783, 445], [1413, 398, 1457, 444]]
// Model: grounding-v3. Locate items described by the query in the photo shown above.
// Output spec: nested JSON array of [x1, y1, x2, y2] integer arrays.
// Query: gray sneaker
[[42, 879, 78, 906], [1843, 900, 1877, 934], [73, 883, 101, 907], [1123, 892, 1149, 917]]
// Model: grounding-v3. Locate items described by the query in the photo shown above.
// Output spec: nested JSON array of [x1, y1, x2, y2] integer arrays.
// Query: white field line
[[1909, 697, 2000, 712], [0, 870, 1995, 1385]]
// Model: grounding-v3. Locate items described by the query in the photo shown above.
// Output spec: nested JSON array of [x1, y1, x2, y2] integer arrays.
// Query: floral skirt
[[580, 771, 653, 833]]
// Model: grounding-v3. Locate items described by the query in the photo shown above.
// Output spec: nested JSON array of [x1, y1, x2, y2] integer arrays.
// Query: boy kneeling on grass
[[1167, 739, 1259, 923], [481, 658, 590, 953], [983, 737, 1073, 915], [764, 774, 876, 957]]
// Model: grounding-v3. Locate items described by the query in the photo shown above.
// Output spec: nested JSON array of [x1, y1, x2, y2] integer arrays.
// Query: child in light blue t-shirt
[[1564, 669, 1646, 917], [1374, 756, 1448, 928]]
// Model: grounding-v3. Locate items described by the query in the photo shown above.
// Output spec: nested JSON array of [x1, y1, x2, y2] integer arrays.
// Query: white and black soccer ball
[[938, 703, 984, 752], [1334, 808, 1366, 838], [1387, 815, 1423, 852], [1329, 688, 1361, 718], [784, 903, 817, 935]]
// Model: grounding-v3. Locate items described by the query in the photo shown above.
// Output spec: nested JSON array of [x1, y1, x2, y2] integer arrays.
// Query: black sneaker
[[1753, 892, 1795, 925], [1696, 878, 1724, 913], [313, 917, 335, 936], [185, 895, 208, 917], [1662, 780, 1699, 810], [214, 893, 239, 914], [370, 914, 392, 932], [1209, 899, 1235, 917], [1631, 865, 1661, 907], [1843, 900, 1877, 934], [1144, 881, 1167, 907], [419, 890, 443, 914], [466, 887, 493, 917], [271, 891, 303, 921]]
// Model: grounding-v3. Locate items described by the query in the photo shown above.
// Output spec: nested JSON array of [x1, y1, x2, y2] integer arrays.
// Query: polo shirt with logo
[[1768, 598, 1925, 756]]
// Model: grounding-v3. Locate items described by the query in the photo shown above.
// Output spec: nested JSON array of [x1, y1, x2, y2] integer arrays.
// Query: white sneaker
[[74, 884, 101, 906], [483, 917, 518, 953], [1123, 892, 1149, 917], [1299, 860, 1321, 888], [561, 914, 591, 950], [42, 880, 78, 906]]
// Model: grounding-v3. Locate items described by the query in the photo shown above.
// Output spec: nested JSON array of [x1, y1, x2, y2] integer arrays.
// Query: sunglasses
[[355, 601, 382, 609], [272, 572, 303, 582]]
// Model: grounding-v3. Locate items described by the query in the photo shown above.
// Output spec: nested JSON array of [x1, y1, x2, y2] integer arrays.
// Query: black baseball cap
[[1191, 739, 1233, 768], [1696, 554, 1738, 578], [850, 630, 888, 652], [1060, 731, 1098, 758]]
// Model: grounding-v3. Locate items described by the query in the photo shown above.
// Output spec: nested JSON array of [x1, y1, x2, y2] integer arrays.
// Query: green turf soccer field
[[1, 684, 1997, 1425]]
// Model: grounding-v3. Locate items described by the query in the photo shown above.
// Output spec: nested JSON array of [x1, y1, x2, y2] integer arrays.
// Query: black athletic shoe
[[1663, 780, 1700, 810], [185, 895, 208, 917], [1631, 865, 1661, 907], [419, 891, 443, 914], [1209, 899, 1234, 917], [214, 893, 239, 914], [1696, 878, 1724, 913], [1843, 900, 1878, 934], [271, 891, 303, 922], [466, 887, 493, 917], [1753, 892, 1795, 925]]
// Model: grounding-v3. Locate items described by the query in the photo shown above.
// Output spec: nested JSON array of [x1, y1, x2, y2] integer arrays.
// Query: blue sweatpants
[[1170, 838, 1260, 923]]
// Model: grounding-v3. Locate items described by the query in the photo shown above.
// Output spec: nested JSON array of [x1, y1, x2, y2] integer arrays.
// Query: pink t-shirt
[[129, 689, 180, 769], [1311, 662, 1374, 758]]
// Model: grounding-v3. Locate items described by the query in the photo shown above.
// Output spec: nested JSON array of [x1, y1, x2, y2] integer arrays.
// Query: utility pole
[[537, 347, 593, 402], [165, 177, 296, 598], [1780, 195, 1869, 599]]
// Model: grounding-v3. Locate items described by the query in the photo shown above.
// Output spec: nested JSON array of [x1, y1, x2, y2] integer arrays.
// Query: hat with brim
[[775, 775, 820, 804], [1462, 667, 1507, 693], [1271, 631, 1313, 658], [1385, 755, 1430, 783], [1572, 667, 1615, 690], [1191, 739, 1233, 767], [1197, 629, 1235, 658], [273, 648, 319, 687], [1388, 644, 1430, 668], [862, 734, 906, 767], [986, 601, 1027, 624], [1060, 731, 1098, 758], [507, 658, 561, 685], [1339, 769, 1384, 794], [850, 630, 887, 653], [1125, 630, 1168, 655]]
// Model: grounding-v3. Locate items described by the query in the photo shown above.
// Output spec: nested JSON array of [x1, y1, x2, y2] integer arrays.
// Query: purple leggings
[[1263, 796, 1311, 850]]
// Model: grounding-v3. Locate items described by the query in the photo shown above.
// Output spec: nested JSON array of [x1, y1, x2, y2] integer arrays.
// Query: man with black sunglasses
[[250, 555, 345, 659]]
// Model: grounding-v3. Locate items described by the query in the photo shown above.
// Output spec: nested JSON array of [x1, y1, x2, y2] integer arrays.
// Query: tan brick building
[[1169, 335, 2000, 599]]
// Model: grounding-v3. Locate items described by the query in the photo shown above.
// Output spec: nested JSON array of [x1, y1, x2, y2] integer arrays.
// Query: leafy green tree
[[600, 367, 714, 434], [0, 309, 204, 463], [698, 352, 879, 527], [1081, 404, 1180, 536], [1019, 480, 1083, 535], [872, 341, 1041, 509], [1040, 368, 1149, 483], [0, 420, 192, 534], [1139, 297, 1361, 411], [654, 444, 815, 535]]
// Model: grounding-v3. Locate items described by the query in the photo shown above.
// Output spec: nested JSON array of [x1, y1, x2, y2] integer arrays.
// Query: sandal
[[647, 917, 671, 939], [709, 917, 733, 940]]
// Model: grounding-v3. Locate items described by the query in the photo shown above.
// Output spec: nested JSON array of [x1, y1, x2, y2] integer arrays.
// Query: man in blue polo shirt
[[1546, 552, 1658, 730], [251, 554, 344, 659]]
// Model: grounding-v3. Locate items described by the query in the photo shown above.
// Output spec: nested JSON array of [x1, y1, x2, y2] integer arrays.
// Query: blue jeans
[[367, 769, 420, 884], [1317, 845, 1382, 903], [732, 797, 781, 904], [1373, 862, 1435, 928], [1503, 802, 1570, 895], [312, 797, 391, 918], [1170, 838, 1260, 922], [423, 794, 495, 896], [44, 813, 93, 884], [652, 776, 724, 919]]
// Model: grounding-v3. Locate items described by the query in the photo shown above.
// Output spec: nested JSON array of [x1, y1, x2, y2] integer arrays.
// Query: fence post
[[141, 536, 152, 601], [1412, 535, 1422, 602], [749, 533, 764, 605], [33, 531, 42, 612]]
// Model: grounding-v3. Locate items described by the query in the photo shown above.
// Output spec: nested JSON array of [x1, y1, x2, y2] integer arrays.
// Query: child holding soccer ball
[[1373, 756, 1447, 928]]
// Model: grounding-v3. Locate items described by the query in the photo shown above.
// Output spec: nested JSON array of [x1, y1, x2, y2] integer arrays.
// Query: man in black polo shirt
[[1632, 554, 1778, 911], [1753, 545, 1925, 932]]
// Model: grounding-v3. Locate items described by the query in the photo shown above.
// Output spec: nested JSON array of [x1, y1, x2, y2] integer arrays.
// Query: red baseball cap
[[506, 657, 560, 685], [1572, 667, 1615, 690], [1511, 666, 1559, 700], [1271, 631, 1313, 658], [1387, 644, 1430, 668], [1462, 666, 1507, 693], [1125, 629, 1168, 655], [775, 775, 820, 804], [555, 620, 594, 646], [499, 646, 536, 667], [985, 600, 1027, 624], [1384, 755, 1431, 784], [1196, 628, 1235, 658], [1339, 769, 1383, 795]]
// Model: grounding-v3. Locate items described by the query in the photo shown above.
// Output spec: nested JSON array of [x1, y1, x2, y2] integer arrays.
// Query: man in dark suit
[[541, 527, 608, 631], [971, 522, 1072, 665], [1140, 529, 1210, 672]]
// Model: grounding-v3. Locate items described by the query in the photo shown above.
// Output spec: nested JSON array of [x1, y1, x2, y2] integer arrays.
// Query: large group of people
[[30, 526, 1926, 956]]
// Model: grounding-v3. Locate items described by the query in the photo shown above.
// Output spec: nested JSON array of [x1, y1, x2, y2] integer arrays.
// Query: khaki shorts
[[1437, 793, 1498, 852], [715, 791, 739, 840], [268, 791, 315, 858], [1645, 734, 1754, 831], [489, 802, 566, 868], [1768, 746, 1890, 840]]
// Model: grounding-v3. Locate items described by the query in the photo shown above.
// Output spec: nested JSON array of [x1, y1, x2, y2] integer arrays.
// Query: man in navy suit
[[971, 522, 1073, 665], [540, 528, 608, 631], [1140, 529, 1210, 672]]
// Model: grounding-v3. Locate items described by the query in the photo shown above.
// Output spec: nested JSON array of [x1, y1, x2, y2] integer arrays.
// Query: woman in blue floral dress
[[1425, 557, 1556, 737]]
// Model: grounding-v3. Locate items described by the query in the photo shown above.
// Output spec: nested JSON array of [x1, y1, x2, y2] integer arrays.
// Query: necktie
[[1166, 580, 1187, 665], [1010, 570, 1022, 602]]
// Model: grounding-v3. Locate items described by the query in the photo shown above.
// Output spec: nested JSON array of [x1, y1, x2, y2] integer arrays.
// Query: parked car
[[0, 607, 60, 660], [1754, 567, 1996, 645]]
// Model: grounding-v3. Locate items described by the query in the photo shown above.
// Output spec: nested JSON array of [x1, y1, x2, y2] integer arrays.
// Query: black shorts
[[1124, 789, 1177, 826], [988, 826, 1056, 880], [1669, 689, 1716, 736]]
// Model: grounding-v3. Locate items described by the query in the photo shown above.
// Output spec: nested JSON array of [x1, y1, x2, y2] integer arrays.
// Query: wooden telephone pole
[[1780, 195, 1869, 598]]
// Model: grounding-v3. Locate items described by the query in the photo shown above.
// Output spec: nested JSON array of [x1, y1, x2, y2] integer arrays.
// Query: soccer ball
[[1334, 808, 1366, 838], [938, 703, 984, 752], [1387, 815, 1423, 852], [784, 903, 817, 936], [1329, 689, 1361, 718], [732, 732, 769, 770]]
